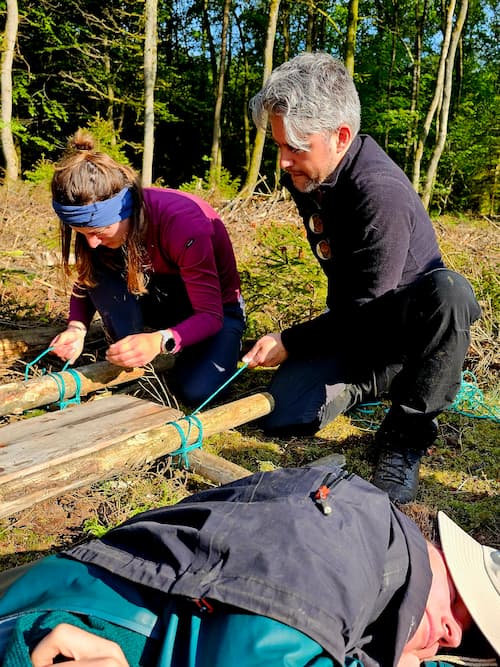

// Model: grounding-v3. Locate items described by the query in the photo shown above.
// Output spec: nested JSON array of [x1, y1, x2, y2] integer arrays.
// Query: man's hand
[[105, 332, 162, 368], [242, 333, 288, 368], [50, 323, 86, 365], [30, 623, 129, 666]]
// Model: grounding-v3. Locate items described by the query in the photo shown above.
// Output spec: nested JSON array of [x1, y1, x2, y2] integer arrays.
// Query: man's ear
[[336, 125, 352, 153]]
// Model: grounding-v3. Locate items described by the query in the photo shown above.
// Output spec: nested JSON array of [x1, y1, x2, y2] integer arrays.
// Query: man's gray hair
[[250, 52, 361, 150]]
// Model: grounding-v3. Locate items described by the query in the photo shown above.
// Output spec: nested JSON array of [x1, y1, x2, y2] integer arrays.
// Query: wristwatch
[[159, 329, 176, 354]]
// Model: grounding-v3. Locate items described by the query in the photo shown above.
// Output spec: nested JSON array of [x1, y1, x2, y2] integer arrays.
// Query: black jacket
[[67, 466, 432, 667], [281, 134, 444, 356]]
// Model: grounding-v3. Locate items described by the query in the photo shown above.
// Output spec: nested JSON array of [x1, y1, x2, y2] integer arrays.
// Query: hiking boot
[[372, 448, 422, 503]]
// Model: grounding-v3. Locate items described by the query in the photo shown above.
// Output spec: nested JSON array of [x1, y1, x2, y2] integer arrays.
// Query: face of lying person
[[71, 218, 130, 250], [398, 542, 473, 666]]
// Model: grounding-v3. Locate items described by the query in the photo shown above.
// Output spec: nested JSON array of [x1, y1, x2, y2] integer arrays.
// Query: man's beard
[[293, 175, 322, 193]]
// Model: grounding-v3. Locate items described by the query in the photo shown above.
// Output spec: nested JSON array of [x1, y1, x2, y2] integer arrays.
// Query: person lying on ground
[[0, 466, 498, 666]]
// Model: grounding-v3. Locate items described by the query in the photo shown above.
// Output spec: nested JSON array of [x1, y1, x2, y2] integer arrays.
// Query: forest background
[[1, 0, 499, 213], [0, 0, 498, 563]]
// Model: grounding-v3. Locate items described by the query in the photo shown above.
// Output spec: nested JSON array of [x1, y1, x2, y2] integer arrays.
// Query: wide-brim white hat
[[438, 511, 500, 656]]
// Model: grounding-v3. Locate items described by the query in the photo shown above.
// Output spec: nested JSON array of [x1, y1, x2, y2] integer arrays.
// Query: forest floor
[[0, 181, 498, 572]]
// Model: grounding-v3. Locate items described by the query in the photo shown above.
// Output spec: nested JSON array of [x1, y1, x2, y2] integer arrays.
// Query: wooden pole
[[187, 449, 252, 486], [0, 356, 175, 417], [0, 323, 103, 363], [0, 392, 274, 518]]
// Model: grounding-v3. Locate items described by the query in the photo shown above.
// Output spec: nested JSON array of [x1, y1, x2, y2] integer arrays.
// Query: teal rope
[[349, 401, 388, 431], [348, 371, 499, 428], [191, 362, 249, 415], [168, 362, 249, 467], [24, 347, 82, 410], [24, 346, 54, 381], [447, 371, 500, 423], [168, 414, 204, 467], [50, 367, 82, 409]]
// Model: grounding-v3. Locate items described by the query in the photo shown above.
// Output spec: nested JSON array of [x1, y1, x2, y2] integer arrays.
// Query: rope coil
[[168, 362, 249, 467], [24, 347, 82, 410], [349, 371, 499, 429]]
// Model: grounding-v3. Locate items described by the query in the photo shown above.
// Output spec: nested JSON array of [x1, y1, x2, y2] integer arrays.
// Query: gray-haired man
[[243, 52, 481, 503]]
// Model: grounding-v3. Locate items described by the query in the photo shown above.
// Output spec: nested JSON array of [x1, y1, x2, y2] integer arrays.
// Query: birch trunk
[[1, 0, 19, 181], [142, 0, 158, 187], [420, 0, 468, 210], [240, 0, 281, 197]]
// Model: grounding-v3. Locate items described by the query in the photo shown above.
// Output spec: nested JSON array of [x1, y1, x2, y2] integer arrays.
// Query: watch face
[[161, 331, 175, 353], [164, 336, 176, 352]]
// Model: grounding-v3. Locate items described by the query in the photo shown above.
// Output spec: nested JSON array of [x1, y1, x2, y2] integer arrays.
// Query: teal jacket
[[0, 555, 460, 667]]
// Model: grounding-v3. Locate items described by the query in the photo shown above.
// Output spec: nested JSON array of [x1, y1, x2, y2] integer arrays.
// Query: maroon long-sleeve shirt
[[69, 187, 242, 350]]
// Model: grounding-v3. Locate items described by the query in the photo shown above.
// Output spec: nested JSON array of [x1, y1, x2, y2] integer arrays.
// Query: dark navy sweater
[[281, 135, 444, 355]]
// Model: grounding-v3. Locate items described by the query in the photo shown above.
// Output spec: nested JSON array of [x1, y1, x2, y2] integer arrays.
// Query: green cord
[[168, 362, 249, 467], [349, 371, 499, 429], [24, 347, 82, 410]]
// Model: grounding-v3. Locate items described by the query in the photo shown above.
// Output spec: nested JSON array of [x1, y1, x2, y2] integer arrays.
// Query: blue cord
[[24, 347, 82, 410], [24, 347, 54, 381], [447, 370, 499, 423], [348, 371, 499, 428], [168, 362, 249, 467], [168, 414, 204, 468], [191, 362, 249, 415]]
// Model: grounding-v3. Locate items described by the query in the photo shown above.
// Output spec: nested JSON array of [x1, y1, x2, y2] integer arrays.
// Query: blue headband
[[52, 187, 134, 228]]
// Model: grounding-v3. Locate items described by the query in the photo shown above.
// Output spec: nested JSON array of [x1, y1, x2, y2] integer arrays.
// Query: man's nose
[[279, 149, 294, 169], [439, 616, 463, 648]]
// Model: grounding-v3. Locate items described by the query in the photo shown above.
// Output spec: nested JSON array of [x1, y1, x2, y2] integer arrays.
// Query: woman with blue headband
[[50, 130, 245, 406]]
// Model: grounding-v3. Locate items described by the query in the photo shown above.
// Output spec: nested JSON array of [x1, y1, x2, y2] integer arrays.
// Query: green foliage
[[83, 117, 132, 165], [4, 0, 497, 213], [23, 117, 130, 186], [24, 158, 55, 184], [180, 163, 241, 201], [239, 221, 326, 338]]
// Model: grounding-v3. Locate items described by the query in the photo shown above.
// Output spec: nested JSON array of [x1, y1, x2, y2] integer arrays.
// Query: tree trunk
[[421, 0, 468, 209], [240, 0, 281, 197], [1, 0, 19, 182], [142, 0, 158, 187], [234, 12, 251, 170], [404, 0, 428, 171], [412, 0, 457, 195], [344, 0, 358, 76], [209, 0, 231, 189], [306, 3, 314, 51]]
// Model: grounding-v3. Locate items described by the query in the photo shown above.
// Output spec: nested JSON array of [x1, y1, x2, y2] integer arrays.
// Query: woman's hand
[[242, 333, 288, 368], [50, 323, 86, 364], [30, 623, 129, 666], [105, 332, 163, 368]]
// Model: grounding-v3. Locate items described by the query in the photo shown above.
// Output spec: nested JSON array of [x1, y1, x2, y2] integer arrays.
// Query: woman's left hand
[[105, 333, 163, 368]]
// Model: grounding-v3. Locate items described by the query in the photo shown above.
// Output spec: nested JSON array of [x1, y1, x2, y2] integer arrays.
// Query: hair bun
[[69, 129, 95, 152]]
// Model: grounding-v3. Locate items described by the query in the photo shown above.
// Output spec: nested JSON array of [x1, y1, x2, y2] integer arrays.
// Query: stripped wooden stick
[[0, 356, 175, 417]]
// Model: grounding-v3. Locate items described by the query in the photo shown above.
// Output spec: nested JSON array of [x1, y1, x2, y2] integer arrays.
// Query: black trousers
[[261, 269, 481, 450]]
